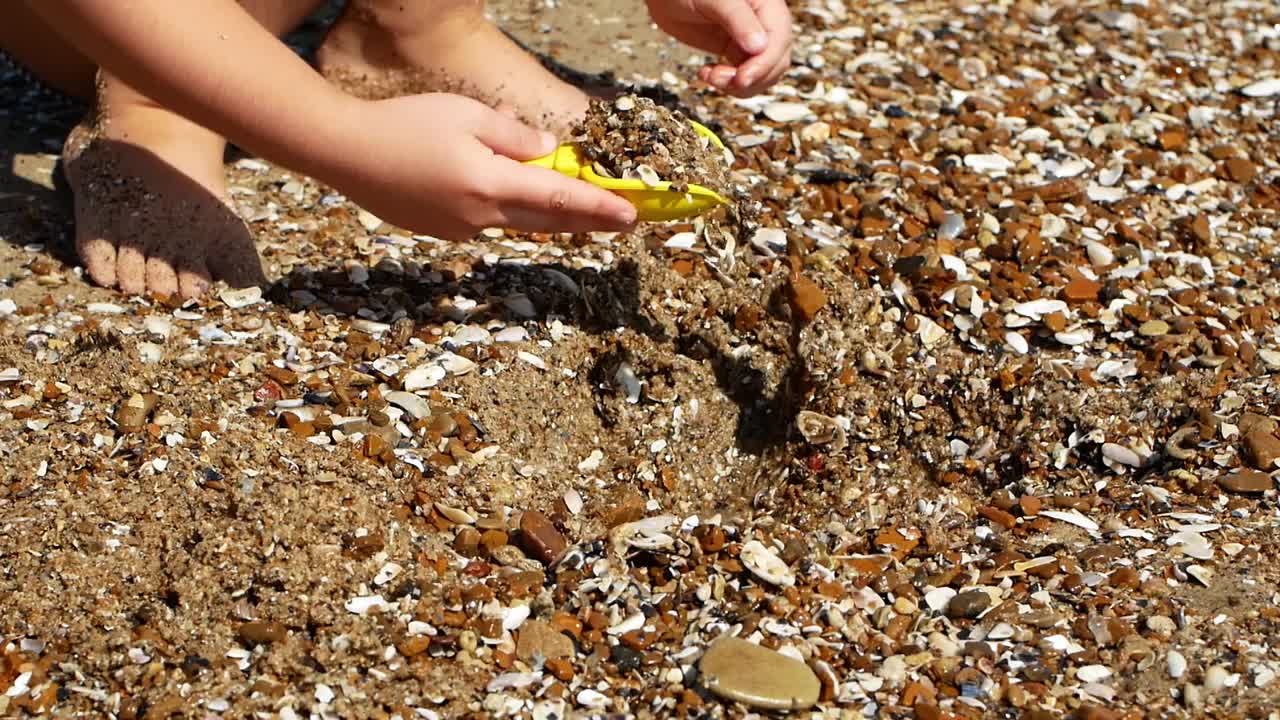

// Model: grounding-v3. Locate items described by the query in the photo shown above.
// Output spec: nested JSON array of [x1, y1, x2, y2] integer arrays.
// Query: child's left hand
[[646, 0, 793, 97]]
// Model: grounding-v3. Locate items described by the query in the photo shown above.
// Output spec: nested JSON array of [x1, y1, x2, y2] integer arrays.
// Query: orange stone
[[1223, 158, 1257, 183], [1063, 276, 1102, 302]]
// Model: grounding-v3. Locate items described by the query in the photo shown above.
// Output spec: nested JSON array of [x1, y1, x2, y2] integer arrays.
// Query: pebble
[[517, 510, 567, 566], [1244, 431, 1280, 469], [1146, 615, 1176, 637], [698, 637, 820, 711], [1204, 664, 1230, 691], [1138, 320, 1169, 337], [1217, 469, 1273, 494], [946, 590, 990, 619], [515, 619, 574, 661], [1168, 650, 1187, 678]]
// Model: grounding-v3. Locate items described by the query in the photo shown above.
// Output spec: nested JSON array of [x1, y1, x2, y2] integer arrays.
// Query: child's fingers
[[730, 1, 791, 92], [472, 107, 558, 161], [489, 160, 638, 233], [694, 0, 768, 55]]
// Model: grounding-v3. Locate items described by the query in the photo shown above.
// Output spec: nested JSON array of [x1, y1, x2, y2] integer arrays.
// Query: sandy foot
[[315, 1, 592, 135], [62, 84, 266, 300]]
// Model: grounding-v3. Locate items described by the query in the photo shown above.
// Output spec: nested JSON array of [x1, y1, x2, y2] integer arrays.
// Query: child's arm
[[27, 0, 637, 238], [646, 0, 793, 96]]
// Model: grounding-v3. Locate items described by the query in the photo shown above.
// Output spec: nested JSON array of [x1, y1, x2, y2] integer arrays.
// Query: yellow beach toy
[[525, 121, 732, 222]]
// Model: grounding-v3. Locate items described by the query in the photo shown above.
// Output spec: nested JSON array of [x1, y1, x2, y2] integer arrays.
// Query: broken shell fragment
[[796, 411, 847, 450]]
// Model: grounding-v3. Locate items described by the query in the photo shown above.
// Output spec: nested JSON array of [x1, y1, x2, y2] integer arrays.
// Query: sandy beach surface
[[3, 1, 1280, 718]]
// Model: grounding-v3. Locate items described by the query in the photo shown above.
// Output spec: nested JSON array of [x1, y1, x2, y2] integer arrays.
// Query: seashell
[[1086, 241, 1115, 267], [1005, 331, 1029, 355], [614, 95, 635, 111], [1013, 298, 1067, 319], [434, 502, 475, 524], [739, 540, 795, 587], [385, 390, 432, 420], [963, 153, 1013, 174], [796, 411, 847, 450], [219, 287, 262, 309], [438, 352, 477, 375], [615, 363, 641, 403], [1240, 78, 1280, 97], [1077, 665, 1112, 683], [634, 164, 661, 188], [403, 364, 445, 391], [664, 232, 697, 250], [371, 357, 401, 377], [763, 101, 812, 123]]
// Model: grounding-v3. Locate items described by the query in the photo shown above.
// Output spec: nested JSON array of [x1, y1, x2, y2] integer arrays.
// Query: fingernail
[[539, 131, 557, 151], [616, 206, 637, 225], [744, 32, 768, 53]]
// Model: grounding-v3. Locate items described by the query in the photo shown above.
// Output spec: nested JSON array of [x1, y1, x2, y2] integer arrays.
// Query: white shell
[[763, 101, 812, 123], [963, 153, 1014, 174], [219, 287, 263, 309], [1040, 509, 1100, 532], [1077, 665, 1112, 683], [385, 390, 432, 420], [739, 540, 796, 587], [1013, 299, 1067, 319], [438, 352, 477, 375], [1086, 241, 1115, 267], [634, 164, 662, 188], [796, 411, 847, 450], [403, 364, 446, 391], [1005, 331, 1029, 355], [1240, 78, 1280, 97]]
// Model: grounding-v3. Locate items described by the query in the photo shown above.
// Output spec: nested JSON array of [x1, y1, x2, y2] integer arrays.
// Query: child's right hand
[[328, 94, 638, 240]]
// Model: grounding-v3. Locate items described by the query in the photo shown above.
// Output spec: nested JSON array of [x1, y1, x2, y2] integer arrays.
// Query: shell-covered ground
[[2, 0, 1280, 718]]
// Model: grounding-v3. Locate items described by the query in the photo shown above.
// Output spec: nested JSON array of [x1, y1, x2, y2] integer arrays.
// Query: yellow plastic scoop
[[525, 121, 732, 222]]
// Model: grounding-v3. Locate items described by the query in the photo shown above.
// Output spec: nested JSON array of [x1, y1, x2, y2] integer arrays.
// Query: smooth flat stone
[[699, 637, 820, 711]]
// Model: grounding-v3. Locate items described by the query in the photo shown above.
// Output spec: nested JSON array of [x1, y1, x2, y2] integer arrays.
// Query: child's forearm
[[28, 0, 358, 184]]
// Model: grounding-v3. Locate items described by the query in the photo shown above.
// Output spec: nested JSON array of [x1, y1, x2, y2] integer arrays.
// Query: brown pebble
[[946, 590, 991, 619], [115, 393, 158, 432], [1217, 469, 1273, 494], [1224, 157, 1257, 183], [979, 505, 1016, 529], [516, 619, 575, 661], [1244, 431, 1280, 470], [1063, 276, 1102, 303], [238, 621, 287, 645], [396, 635, 431, 657], [518, 510, 568, 566], [786, 271, 827, 326], [545, 658, 575, 681], [1019, 496, 1042, 516]]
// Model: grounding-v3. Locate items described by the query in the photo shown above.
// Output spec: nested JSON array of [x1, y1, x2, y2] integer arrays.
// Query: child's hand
[[333, 94, 638, 239], [646, 0, 793, 96]]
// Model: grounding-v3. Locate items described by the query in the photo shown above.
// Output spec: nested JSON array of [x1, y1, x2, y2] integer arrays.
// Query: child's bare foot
[[315, 0, 591, 135], [62, 76, 266, 299]]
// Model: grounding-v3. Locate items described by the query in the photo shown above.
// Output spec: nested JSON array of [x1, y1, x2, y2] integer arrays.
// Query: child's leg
[[315, 0, 591, 135], [0, 4, 97, 100], [56, 0, 325, 299]]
